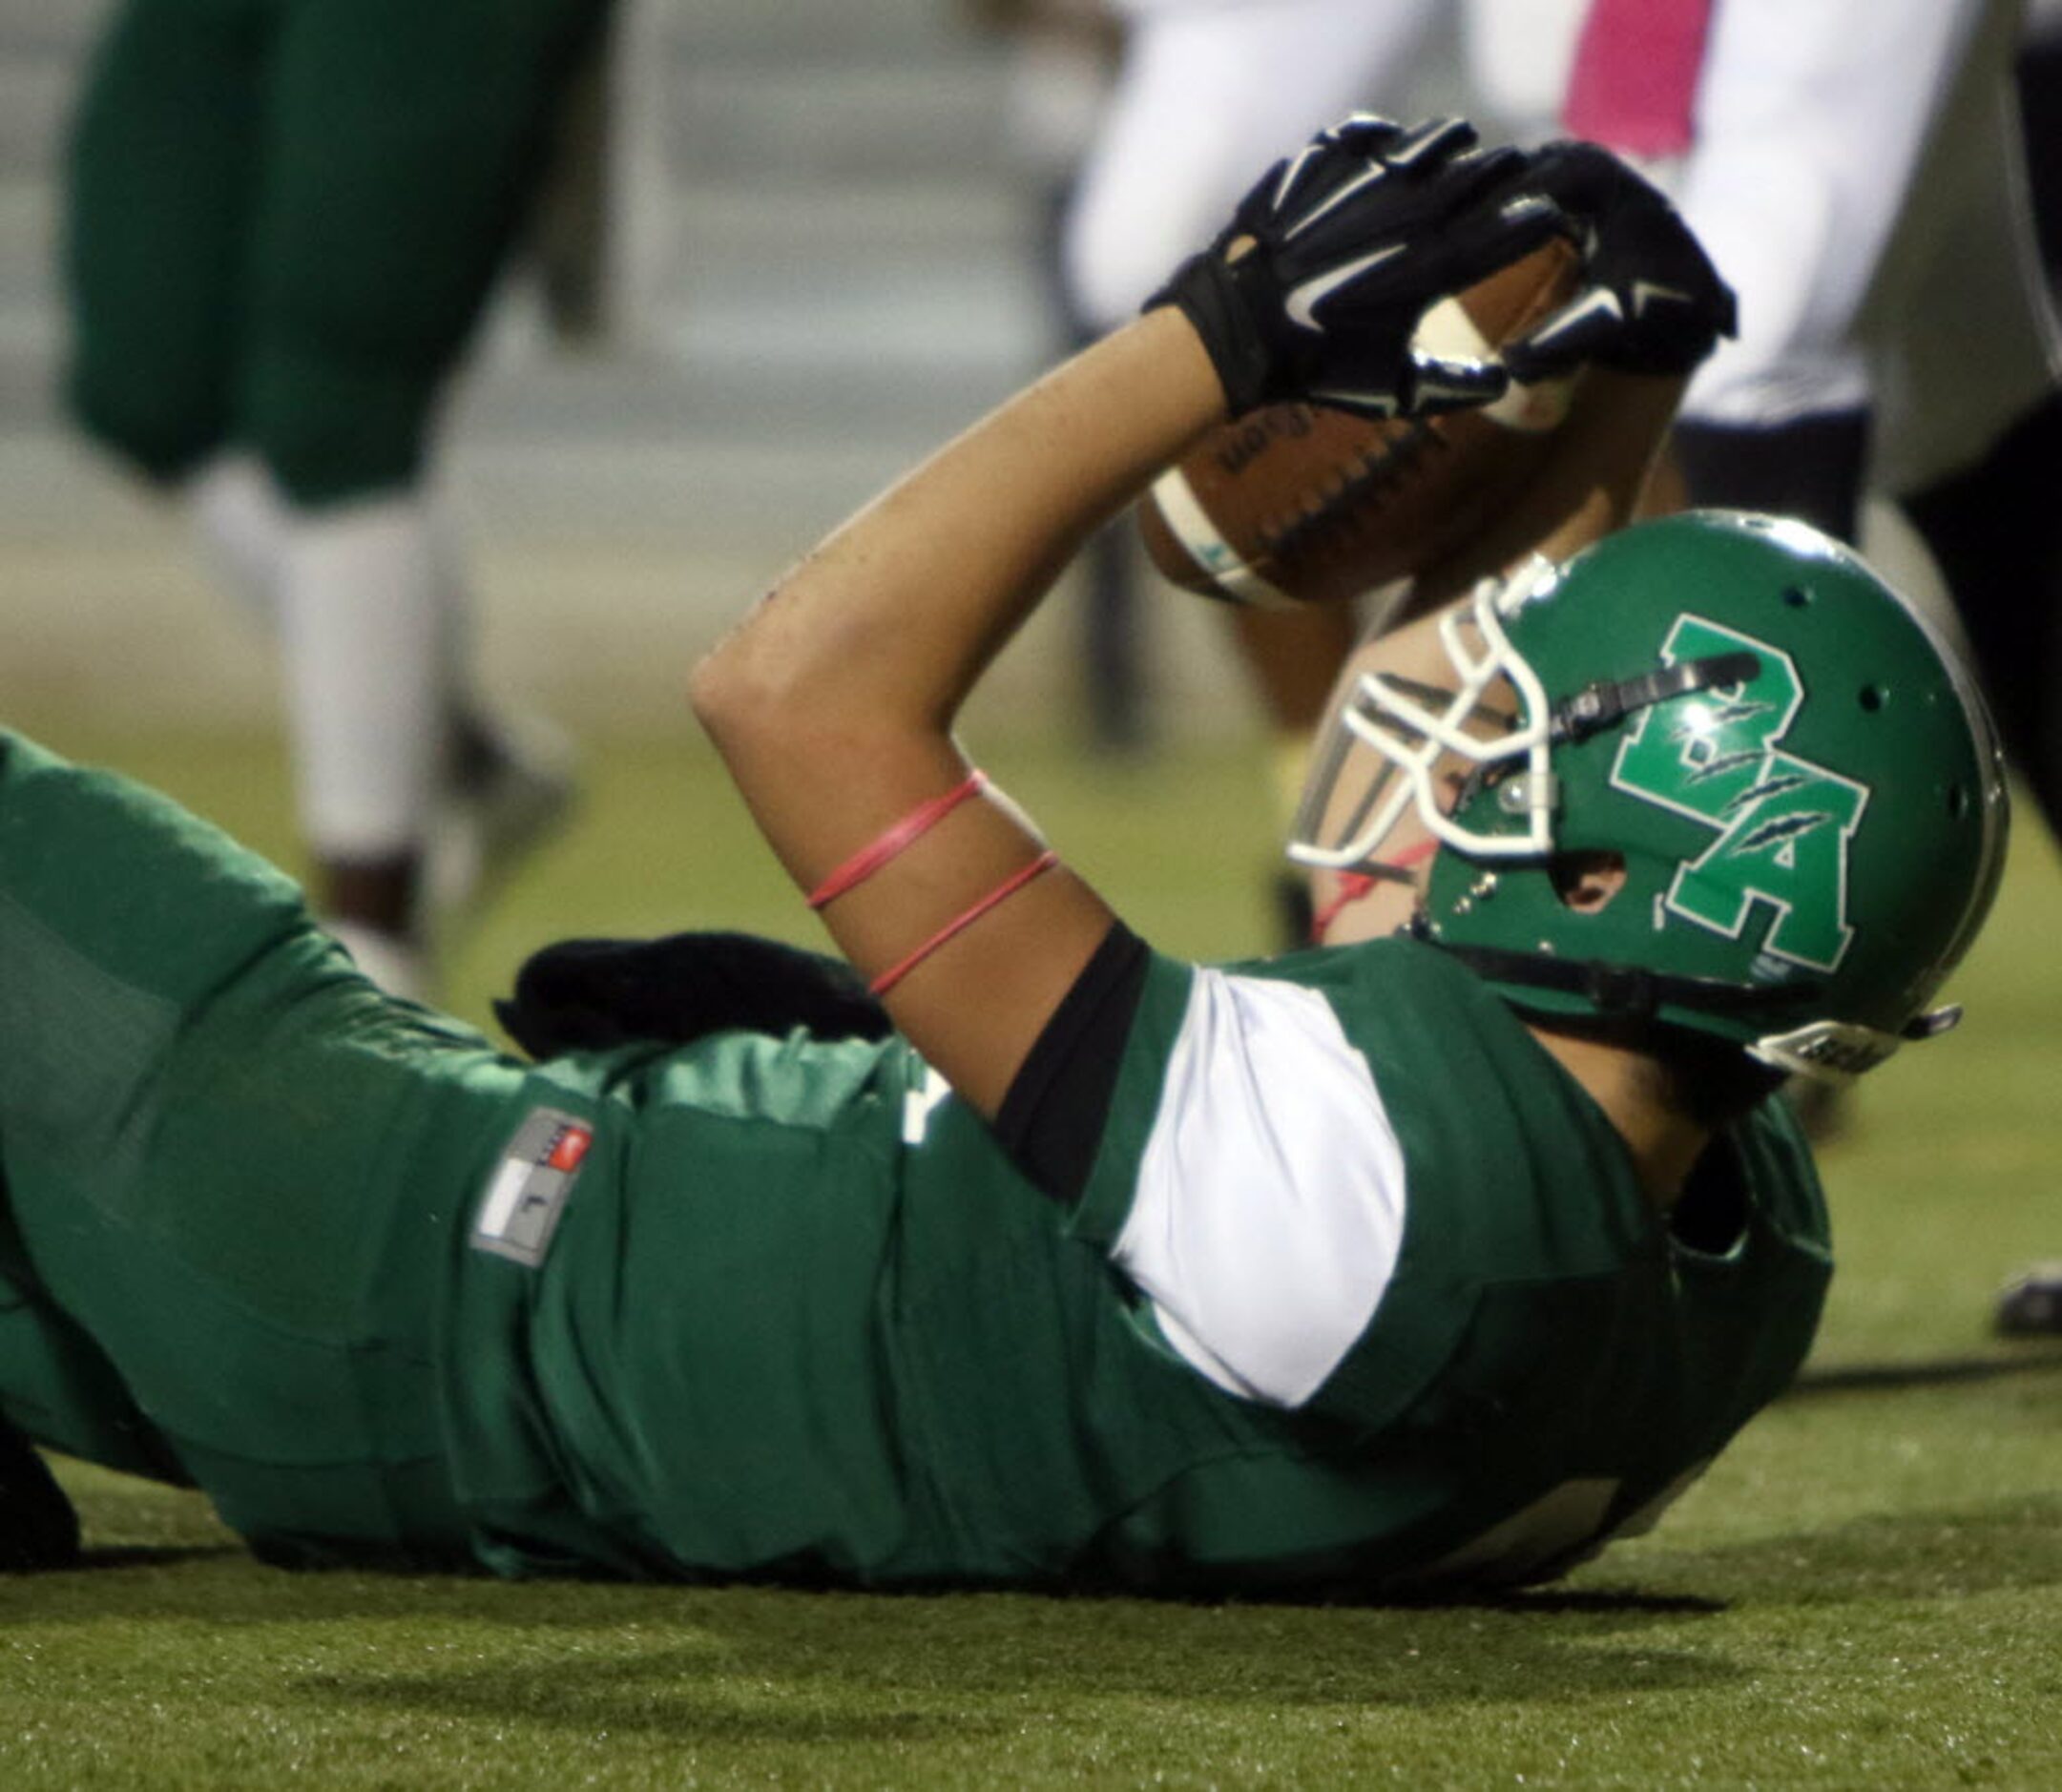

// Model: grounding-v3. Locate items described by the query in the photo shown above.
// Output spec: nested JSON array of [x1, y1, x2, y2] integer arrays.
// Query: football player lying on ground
[[0, 119, 2008, 1592]]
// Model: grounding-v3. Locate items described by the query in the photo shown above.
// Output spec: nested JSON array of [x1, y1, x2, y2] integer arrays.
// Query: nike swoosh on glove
[[1147, 114, 1569, 420], [1499, 141, 1738, 382]]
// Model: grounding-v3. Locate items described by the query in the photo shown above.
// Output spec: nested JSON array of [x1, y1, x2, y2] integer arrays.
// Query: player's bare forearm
[[688, 308, 1225, 1114]]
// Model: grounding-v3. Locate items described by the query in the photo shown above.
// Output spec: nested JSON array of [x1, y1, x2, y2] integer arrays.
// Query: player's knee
[[240, 343, 433, 508]]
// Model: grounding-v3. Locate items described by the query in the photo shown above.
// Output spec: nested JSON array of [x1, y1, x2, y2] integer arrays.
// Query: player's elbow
[[687, 637, 768, 751], [688, 623, 835, 761]]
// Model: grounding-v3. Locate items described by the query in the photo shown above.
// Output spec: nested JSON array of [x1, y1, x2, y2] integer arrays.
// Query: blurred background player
[[60, 0, 620, 996], [1964, 0, 2062, 1334]]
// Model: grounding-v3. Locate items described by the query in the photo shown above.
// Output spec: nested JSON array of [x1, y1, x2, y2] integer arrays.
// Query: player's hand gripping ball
[[1148, 114, 1569, 421], [1138, 125, 1735, 608], [1137, 236, 1584, 608], [1500, 141, 1739, 381]]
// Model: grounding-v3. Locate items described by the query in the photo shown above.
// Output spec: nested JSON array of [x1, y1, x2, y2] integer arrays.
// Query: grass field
[[5, 722, 2061, 1790]]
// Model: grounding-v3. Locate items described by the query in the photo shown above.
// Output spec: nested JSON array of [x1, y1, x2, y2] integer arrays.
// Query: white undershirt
[[1110, 969, 1409, 1408]]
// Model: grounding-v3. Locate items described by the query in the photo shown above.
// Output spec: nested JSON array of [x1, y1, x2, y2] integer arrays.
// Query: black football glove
[[1148, 114, 1568, 420], [495, 930, 891, 1060], [1499, 141, 1738, 383]]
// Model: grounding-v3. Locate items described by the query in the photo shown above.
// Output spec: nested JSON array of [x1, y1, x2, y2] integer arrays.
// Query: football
[[1136, 238, 1583, 607]]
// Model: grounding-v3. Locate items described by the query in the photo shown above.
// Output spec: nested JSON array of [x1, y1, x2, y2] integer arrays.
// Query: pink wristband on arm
[[806, 771, 989, 909], [799, 768, 1066, 994], [867, 851, 1062, 995]]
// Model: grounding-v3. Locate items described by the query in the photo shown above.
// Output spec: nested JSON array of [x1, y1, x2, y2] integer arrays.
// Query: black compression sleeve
[[993, 922, 1152, 1204]]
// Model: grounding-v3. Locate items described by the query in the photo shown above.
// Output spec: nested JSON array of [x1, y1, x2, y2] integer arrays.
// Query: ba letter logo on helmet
[[1609, 616, 1870, 973]]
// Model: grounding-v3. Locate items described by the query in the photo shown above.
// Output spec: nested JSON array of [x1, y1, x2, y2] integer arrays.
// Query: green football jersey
[[448, 936, 1829, 1594]]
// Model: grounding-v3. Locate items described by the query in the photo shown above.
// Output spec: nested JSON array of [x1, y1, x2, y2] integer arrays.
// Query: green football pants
[[64, 0, 613, 504], [0, 731, 533, 1562]]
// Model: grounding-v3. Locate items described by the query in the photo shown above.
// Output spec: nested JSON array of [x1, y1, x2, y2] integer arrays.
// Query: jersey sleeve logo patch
[[1609, 615, 1868, 973], [545, 1126, 592, 1174], [472, 1107, 594, 1267]]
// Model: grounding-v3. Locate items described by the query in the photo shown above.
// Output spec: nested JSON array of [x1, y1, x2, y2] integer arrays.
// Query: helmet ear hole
[[1550, 850, 1628, 914]]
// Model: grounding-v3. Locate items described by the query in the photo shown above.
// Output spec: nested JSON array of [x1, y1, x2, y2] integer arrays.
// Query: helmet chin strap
[[1411, 916, 1814, 1025], [1412, 918, 1962, 1084]]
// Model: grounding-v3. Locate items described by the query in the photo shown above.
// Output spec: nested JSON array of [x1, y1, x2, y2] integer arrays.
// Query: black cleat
[[1994, 1263, 2062, 1338], [0, 1420, 80, 1572]]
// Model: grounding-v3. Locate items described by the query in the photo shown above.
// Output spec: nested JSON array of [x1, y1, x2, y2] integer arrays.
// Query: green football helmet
[[1299, 511, 2010, 1081]]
